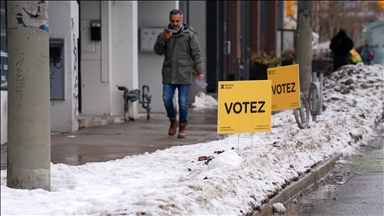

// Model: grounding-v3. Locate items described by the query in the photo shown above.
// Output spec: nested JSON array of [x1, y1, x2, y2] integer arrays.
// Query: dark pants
[[363, 59, 372, 65], [333, 54, 350, 71]]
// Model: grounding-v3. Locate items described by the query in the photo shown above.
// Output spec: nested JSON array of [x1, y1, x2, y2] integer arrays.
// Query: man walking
[[154, 9, 205, 138]]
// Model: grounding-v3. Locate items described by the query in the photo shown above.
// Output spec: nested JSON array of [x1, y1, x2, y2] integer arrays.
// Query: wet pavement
[[2, 106, 383, 215], [283, 122, 384, 216], [1, 107, 224, 170]]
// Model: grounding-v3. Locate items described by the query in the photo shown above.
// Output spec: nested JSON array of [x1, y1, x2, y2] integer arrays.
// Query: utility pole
[[7, 1, 50, 191], [295, 1, 313, 96]]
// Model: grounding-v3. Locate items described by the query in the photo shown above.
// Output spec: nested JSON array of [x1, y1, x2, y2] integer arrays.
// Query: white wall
[[110, 1, 139, 118], [138, 1, 178, 113], [138, 1, 208, 113], [80, 1, 111, 115], [48, 1, 79, 132], [1, 90, 7, 144], [80, 1, 139, 119]]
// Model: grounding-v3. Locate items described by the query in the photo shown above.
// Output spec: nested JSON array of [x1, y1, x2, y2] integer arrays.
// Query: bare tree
[[313, 1, 382, 44]]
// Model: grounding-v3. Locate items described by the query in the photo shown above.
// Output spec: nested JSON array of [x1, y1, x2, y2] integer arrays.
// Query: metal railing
[[293, 72, 324, 129]]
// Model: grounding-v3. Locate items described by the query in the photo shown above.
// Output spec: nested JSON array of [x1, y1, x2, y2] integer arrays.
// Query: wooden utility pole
[[295, 1, 313, 96], [7, 1, 50, 191]]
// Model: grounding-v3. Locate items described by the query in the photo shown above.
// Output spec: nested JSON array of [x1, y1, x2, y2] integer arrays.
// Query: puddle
[[341, 147, 384, 174]]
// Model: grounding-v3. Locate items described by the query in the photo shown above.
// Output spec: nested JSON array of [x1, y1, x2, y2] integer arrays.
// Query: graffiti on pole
[[12, 1, 49, 31], [71, 18, 79, 120], [15, 58, 24, 112]]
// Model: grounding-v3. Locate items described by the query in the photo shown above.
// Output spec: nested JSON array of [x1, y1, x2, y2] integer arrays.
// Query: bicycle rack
[[294, 93, 310, 129], [293, 72, 324, 129]]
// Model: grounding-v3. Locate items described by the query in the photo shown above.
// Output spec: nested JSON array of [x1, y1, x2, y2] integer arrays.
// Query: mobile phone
[[164, 28, 178, 33]]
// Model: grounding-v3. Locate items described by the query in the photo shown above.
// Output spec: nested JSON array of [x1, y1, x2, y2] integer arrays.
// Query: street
[[284, 121, 384, 216]]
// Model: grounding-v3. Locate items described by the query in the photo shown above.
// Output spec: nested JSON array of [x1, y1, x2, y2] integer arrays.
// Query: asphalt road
[[285, 123, 384, 216]]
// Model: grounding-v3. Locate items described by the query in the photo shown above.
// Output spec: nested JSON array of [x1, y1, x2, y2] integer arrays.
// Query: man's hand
[[197, 73, 205, 80], [163, 29, 173, 40]]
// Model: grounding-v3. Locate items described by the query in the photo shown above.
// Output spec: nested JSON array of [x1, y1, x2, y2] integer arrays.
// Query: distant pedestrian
[[329, 29, 354, 71], [349, 48, 362, 65], [153, 9, 205, 138], [360, 39, 375, 65]]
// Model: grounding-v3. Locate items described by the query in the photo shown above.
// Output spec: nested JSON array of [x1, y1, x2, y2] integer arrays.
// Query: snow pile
[[191, 91, 218, 109], [1, 64, 383, 215], [313, 41, 331, 52], [312, 41, 332, 60]]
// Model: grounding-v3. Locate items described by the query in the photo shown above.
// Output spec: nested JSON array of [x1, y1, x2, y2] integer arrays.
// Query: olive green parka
[[153, 24, 204, 85]]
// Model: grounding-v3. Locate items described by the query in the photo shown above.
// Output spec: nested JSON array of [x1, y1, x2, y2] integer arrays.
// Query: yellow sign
[[217, 80, 271, 134], [267, 64, 300, 111], [286, 1, 296, 17], [378, 0, 384, 9]]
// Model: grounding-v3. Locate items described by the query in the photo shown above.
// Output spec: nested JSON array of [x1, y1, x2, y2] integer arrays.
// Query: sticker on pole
[[267, 64, 301, 111], [217, 80, 272, 134]]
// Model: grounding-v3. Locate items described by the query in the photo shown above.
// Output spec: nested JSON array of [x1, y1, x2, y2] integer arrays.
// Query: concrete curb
[[78, 115, 126, 128], [253, 154, 341, 216]]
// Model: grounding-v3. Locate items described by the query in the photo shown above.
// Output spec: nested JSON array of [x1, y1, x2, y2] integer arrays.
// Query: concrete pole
[[295, 1, 313, 97], [7, 1, 50, 191]]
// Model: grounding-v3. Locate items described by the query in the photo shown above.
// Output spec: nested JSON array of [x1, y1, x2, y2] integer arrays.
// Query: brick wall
[[227, 1, 240, 77], [251, 1, 260, 53], [267, 1, 277, 54], [226, 1, 277, 79]]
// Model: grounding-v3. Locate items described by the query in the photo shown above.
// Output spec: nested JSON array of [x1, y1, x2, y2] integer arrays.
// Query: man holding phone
[[154, 9, 205, 138]]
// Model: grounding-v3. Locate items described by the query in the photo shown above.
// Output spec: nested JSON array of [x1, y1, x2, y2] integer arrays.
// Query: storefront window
[[0, 0, 8, 89]]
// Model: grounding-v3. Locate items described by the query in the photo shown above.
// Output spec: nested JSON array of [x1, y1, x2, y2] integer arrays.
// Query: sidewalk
[[1, 108, 223, 170], [0, 104, 343, 215]]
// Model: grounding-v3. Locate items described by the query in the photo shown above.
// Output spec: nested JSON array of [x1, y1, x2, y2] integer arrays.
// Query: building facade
[[1, 0, 280, 144]]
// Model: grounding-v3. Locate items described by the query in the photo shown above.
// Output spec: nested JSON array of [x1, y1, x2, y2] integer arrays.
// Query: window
[[0, 0, 7, 89]]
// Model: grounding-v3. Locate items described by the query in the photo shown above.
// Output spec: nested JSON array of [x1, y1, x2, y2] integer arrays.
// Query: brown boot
[[168, 117, 178, 136], [177, 123, 186, 138]]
